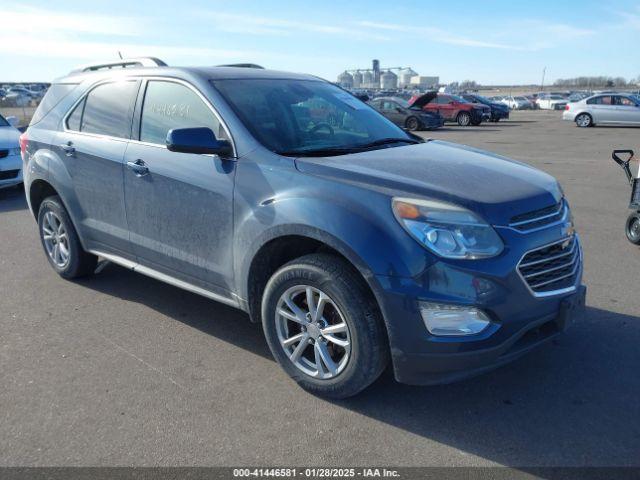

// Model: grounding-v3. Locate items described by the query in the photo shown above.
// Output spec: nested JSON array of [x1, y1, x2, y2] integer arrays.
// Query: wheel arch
[[242, 227, 386, 327]]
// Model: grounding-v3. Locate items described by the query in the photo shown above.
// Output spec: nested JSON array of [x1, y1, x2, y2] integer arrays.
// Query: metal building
[[399, 68, 418, 87]]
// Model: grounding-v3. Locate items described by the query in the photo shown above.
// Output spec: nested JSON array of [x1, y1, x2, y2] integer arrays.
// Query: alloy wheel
[[275, 285, 351, 379], [576, 114, 591, 127], [42, 211, 70, 268]]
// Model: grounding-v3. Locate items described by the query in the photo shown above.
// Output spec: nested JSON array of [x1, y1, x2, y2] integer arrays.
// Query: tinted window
[[66, 98, 85, 131], [31, 84, 76, 125], [140, 81, 227, 145], [382, 101, 397, 111], [616, 96, 636, 106], [81, 81, 138, 138], [587, 96, 612, 105], [436, 96, 450, 104]]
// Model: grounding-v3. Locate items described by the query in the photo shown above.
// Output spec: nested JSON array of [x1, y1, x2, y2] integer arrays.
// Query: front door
[[614, 96, 640, 125], [123, 79, 236, 292]]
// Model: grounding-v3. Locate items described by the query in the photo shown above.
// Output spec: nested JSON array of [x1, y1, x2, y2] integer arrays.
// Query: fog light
[[419, 302, 491, 336]]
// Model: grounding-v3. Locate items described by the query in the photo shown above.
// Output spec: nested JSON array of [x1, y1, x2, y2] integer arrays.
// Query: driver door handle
[[60, 142, 75, 156], [126, 159, 149, 177]]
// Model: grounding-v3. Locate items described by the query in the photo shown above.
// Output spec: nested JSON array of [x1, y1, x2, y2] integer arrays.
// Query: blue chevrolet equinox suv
[[21, 58, 586, 398]]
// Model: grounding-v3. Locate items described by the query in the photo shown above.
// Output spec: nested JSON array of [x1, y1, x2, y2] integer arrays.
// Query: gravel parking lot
[[1, 110, 639, 469]]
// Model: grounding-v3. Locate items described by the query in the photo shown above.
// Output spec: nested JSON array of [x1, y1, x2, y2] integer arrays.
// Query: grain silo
[[337, 71, 354, 88], [352, 71, 363, 88], [399, 68, 418, 87], [362, 71, 374, 88], [381, 70, 398, 90]]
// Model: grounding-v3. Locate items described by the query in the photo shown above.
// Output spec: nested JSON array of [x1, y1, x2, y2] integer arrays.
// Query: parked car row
[[369, 92, 493, 129]]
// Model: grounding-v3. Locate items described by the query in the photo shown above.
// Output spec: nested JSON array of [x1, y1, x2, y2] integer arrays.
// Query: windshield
[[0, 114, 9, 127], [212, 79, 411, 156]]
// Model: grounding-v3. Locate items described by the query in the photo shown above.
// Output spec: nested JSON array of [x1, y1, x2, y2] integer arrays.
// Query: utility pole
[[541, 67, 546, 92]]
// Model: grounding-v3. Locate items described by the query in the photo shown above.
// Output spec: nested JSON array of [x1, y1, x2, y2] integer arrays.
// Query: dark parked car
[[461, 93, 510, 122], [21, 58, 585, 398], [368, 93, 444, 131], [410, 93, 491, 126]]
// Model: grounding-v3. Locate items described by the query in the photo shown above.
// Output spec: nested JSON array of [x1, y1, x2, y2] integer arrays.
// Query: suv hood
[[408, 91, 437, 109], [294, 140, 561, 226], [0, 126, 20, 147]]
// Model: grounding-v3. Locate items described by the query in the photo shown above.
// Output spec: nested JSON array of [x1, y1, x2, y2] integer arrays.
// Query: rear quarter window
[[30, 84, 77, 125]]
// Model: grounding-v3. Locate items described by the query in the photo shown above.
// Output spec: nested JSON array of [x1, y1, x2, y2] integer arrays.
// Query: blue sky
[[1, 0, 639, 84]]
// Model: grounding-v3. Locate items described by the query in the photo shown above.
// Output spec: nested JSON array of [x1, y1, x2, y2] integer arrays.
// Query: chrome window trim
[[61, 76, 237, 158], [516, 235, 581, 298], [61, 78, 139, 140]]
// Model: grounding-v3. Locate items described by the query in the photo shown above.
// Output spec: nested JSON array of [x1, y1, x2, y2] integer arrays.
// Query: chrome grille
[[509, 201, 565, 232], [518, 236, 580, 295]]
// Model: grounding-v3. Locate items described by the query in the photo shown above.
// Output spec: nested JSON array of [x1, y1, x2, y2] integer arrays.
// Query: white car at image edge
[[0, 114, 23, 189]]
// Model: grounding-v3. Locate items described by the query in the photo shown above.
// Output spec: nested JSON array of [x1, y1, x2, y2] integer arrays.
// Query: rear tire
[[575, 113, 593, 128], [38, 195, 97, 279], [261, 253, 389, 399], [457, 111, 471, 126], [625, 212, 640, 245]]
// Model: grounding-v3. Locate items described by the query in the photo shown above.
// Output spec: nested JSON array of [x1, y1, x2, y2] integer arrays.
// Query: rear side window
[[587, 96, 612, 105], [139, 81, 227, 145], [80, 81, 138, 138], [66, 98, 85, 131], [30, 84, 77, 125]]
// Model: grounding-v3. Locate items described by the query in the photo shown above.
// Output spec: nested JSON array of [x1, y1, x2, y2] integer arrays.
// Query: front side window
[[616, 96, 636, 106], [80, 81, 138, 138], [140, 81, 227, 145], [212, 79, 410, 156]]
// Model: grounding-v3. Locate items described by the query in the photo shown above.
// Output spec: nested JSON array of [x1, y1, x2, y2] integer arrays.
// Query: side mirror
[[166, 127, 232, 156]]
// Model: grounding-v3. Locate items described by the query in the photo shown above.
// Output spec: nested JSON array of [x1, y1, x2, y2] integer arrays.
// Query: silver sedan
[[563, 93, 640, 127]]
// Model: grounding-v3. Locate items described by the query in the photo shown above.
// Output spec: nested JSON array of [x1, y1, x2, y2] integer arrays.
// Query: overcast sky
[[1, 0, 639, 84]]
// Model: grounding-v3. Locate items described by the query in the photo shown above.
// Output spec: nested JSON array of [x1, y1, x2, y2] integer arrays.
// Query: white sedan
[[537, 94, 567, 110], [0, 114, 22, 189], [563, 94, 640, 127]]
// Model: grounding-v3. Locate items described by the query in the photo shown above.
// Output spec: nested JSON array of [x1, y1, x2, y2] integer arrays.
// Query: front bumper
[[374, 228, 585, 386], [0, 153, 23, 189], [491, 110, 509, 121]]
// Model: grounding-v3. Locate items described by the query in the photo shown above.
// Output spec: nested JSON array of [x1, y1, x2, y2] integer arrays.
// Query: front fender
[[233, 156, 434, 301]]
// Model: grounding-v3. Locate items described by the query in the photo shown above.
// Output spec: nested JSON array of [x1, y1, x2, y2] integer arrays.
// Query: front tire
[[575, 113, 593, 128], [38, 196, 97, 279], [626, 212, 640, 245], [261, 253, 389, 399], [457, 111, 471, 126], [405, 116, 420, 131]]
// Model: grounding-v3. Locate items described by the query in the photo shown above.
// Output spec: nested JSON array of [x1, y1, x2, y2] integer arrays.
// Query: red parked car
[[409, 93, 491, 126]]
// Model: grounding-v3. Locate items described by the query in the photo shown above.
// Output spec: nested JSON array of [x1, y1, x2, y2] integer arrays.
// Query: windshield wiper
[[276, 137, 421, 157], [355, 137, 421, 149]]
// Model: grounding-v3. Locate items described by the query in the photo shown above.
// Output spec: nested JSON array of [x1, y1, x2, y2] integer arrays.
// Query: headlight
[[392, 197, 503, 259]]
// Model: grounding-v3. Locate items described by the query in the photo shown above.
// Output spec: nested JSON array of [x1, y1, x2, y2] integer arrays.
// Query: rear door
[[56, 80, 139, 257], [435, 95, 455, 120], [588, 95, 616, 123], [123, 79, 236, 292], [613, 96, 640, 125]]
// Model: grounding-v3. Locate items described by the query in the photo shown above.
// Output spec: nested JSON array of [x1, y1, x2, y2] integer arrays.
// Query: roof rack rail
[[69, 57, 167, 74], [217, 63, 265, 69]]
